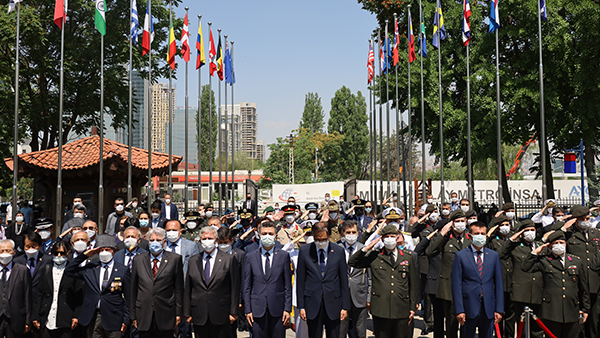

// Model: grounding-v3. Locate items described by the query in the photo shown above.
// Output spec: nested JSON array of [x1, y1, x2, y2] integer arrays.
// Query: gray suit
[[339, 241, 371, 338], [166, 238, 199, 278]]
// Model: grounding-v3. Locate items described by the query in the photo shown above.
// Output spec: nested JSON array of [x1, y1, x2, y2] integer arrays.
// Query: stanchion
[[519, 306, 558, 338], [516, 314, 525, 338], [524, 306, 531, 338]]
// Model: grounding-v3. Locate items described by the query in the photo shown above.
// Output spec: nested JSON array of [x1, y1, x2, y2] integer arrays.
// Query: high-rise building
[[166, 107, 198, 165], [219, 102, 264, 161], [151, 82, 176, 153], [131, 71, 149, 150], [256, 140, 265, 162]]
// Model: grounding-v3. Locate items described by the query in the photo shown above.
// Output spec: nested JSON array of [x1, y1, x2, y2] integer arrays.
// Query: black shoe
[[421, 327, 429, 335]]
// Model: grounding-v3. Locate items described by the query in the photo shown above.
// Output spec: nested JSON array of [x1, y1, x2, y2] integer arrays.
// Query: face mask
[[427, 198, 433, 204], [499, 225, 511, 235], [201, 239, 216, 252], [461, 206, 470, 213], [15, 216, 24, 222], [383, 237, 397, 250], [247, 196, 251, 200], [123, 238, 138, 250], [151, 213, 160, 220], [260, 235, 275, 248], [85, 229, 96, 239], [308, 212, 317, 220], [441, 209, 450, 216], [329, 212, 338, 220], [241, 219, 251, 228], [0, 253, 13, 266], [356, 208, 364, 216], [99, 251, 113, 264], [53, 256, 67, 266], [472, 234, 487, 247], [345, 234, 358, 245], [305, 236, 314, 244], [578, 221, 592, 230], [315, 241, 328, 250], [73, 241, 87, 253], [393, 197, 398, 201], [116, 205, 124, 212], [34, 204, 39, 207], [25, 248, 38, 259], [523, 230, 536, 242], [149, 241, 164, 254], [165, 199, 171, 204], [288, 202, 296, 206], [454, 221, 467, 233], [429, 213, 439, 223], [139, 219, 149, 228], [451, 197, 458, 203], [73, 202, 83, 208], [365, 207, 372, 213], [74, 213, 84, 219], [186, 221, 197, 230], [325, 197, 330, 202], [205, 211, 213, 218], [39, 231, 51, 240], [226, 218, 236, 225], [166, 230, 180, 243], [266, 215, 274, 221], [468, 218, 477, 225], [389, 222, 400, 230], [132, 202, 138, 208], [505, 212, 515, 220], [218, 244, 231, 253], [285, 215, 295, 223], [552, 243, 566, 256], [200, 211, 206, 217], [398, 244, 406, 250]]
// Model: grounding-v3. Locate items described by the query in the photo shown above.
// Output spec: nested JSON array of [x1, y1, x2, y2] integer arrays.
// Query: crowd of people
[[1, 192, 600, 338]]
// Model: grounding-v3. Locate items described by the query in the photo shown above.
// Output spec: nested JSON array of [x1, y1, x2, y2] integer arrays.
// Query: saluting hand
[[418, 213, 430, 224], [562, 218, 577, 230], [440, 222, 453, 236], [84, 247, 102, 257], [533, 242, 551, 255], [510, 229, 526, 242]]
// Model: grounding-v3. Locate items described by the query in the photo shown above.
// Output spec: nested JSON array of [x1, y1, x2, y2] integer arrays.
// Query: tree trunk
[[545, 137, 555, 199], [501, 157, 511, 203]]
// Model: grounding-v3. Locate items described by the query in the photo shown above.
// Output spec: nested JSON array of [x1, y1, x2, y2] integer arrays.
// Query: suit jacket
[[341, 215, 374, 233], [296, 242, 350, 321], [243, 247, 292, 318], [426, 231, 472, 301], [338, 242, 371, 309], [451, 246, 504, 320], [415, 237, 442, 295], [499, 239, 544, 304], [130, 251, 184, 331], [175, 238, 200, 278], [65, 253, 131, 331], [114, 247, 147, 269], [565, 227, 600, 294], [116, 239, 149, 252], [1, 263, 32, 333], [32, 261, 84, 328], [160, 203, 179, 221], [487, 236, 513, 293], [242, 200, 258, 215], [183, 250, 240, 326], [14, 252, 53, 293], [150, 217, 167, 230]]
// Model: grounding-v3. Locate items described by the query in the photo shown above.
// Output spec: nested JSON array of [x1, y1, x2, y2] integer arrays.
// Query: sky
[[168, 0, 379, 156]]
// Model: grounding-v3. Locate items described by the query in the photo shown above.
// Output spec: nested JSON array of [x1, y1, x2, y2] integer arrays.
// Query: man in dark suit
[[65, 235, 131, 338], [162, 220, 199, 278], [184, 226, 240, 338], [243, 221, 292, 338], [14, 232, 52, 284], [341, 199, 373, 233], [150, 202, 167, 230], [242, 193, 258, 216], [296, 224, 350, 338], [0, 239, 32, 338], [114, 227, 147, 272], [452, 221, 504, 338], [131, 227, 184, 338], [160, 194, 179, 221]]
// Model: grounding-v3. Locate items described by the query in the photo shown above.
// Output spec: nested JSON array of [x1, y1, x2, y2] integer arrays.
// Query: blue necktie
[[319, 249, 326, 275], [265, 252, 271, 276], [28, 258, 35, 276], [204, 255, 211, 283]]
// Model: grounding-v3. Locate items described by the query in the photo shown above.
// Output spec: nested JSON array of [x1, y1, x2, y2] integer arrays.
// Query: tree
[[327, 86, 369, 180], [196, 85, 217, 171], [299, 92, 324, 133]]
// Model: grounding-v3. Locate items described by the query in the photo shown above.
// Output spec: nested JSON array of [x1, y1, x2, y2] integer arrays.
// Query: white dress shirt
[[260, 246, 275, 274], [167, 238, 182, 255], [98, 260, 114, 308], [164, 204, 172, 220], [471, 245, 484, 264], [46, 263, 66, 330], [316, 243, 329, 266], [203, 251, 217, 278], [0, 262, 12, 280], [150, 251, 164, 269]]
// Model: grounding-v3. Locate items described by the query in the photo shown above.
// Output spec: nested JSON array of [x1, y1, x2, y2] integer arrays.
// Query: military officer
[[323, 201, 342, 243], [522, 230, 590, 338], [232, 208, 255, 243], [425, 210, 471, 338], [500, 220, 544, 338], [348, 224, 418, 338], [298, 202, 320, 229], [275, 205, 303, 246], [200, 203, 215, 226], [181, 211, 202, 241]]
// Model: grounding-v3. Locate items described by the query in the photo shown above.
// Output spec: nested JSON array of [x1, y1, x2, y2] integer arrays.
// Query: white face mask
[[74, 213, 84, 219], [441, 209, 450, 216], [383, 237, 397, 250], [186, 221, 197, 230], [308, 212, 317, 220], [315, 241, 328, 250], [116, 205, 124, 212], [132, 202, 138, 208], [165, 199, 171, 204], [429, 213, 439, 223], [454, 221, 467, 233], [25, 248, 38, 259], [578, 221, 592, 230], [0, 253, 13, 266], [166, 230, 180, 243], [505, 212, 515, 220], [73, 241, 88, 253], [325, 197, 330, 202], [123, 238, 138, 250], [73, 202, 83, 208], [85, 229, 96, 239], [200, 211, 206, 217], [345, 234, 358, 245], [305, 236, 314, 244], [552, 243, 566, 256], [15, 216, 24, 223], [205, 211, 213, 218], [38, 230, 51, 240], [201, 239, 216, 252], [285, 215, 295, 224], [461, 205, 470, 213], [427, 198, 433, 204], [151, 213, 160, 220], [266, 214, 274, 221], [451, 197, 458, 203], [523, 230, 536, 242], [499, 225, 511, 236], [218, 243, 231, 253], [99, 251, 113, 264]]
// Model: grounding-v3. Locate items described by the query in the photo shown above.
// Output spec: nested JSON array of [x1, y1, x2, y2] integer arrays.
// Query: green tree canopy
[[299, 92, 324, 133]]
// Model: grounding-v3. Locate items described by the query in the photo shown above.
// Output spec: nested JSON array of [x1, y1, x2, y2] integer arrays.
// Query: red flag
[[367, 41, 374, 84], [209, 29, 217, 76], [393, 17, 399, 66], [54, 0, 65, 29], [408, 11, 416, 64], [180, 12, 190, 62]]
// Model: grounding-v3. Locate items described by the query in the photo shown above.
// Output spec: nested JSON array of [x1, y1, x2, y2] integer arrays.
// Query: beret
[[517, 219, 536, 232], [450, 210, 465, 221], [547, 230, 566, 243], [380, 224, 399, 236], [571, 205, 589, 218]]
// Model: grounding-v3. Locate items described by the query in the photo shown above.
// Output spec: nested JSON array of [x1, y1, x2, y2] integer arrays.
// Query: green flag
[[95, 0, 106, 35]]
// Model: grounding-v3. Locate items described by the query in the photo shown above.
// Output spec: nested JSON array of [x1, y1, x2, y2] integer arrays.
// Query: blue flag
[[540, 0, 547, 21], [225, 43, 235, 85], [418, 20, 427, 57], [432, 0, 446, 49]]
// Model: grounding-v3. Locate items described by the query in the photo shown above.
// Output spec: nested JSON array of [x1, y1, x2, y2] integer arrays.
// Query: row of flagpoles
[[366, 0, 548, 214]]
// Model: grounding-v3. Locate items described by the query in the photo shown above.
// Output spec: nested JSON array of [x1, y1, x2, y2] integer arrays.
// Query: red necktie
[[152, 259, 159, 278]]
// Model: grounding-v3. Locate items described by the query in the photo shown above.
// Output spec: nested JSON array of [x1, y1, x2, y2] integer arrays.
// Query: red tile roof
[[5, 135, 182, 172]]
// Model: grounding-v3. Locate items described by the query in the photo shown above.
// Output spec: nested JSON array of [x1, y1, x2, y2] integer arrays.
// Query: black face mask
[[247, 196, 251, 200], [241, 219, 251, 227], [355, 208, 364, 216], [226, 218, 236, 225]]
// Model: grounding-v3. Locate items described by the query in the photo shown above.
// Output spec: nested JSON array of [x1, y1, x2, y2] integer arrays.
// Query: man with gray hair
[[0, 239, 32, 337], [114, 226, 146, 273]]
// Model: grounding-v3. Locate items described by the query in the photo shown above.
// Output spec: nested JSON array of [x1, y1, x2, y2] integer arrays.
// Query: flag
[[408, 11, 416, 63], [393, 17, 399, 66], [167, 18, 176, 70], [383, 36, 390, 74], [131, 0, 138, 44], [54, 0, 66, 28], [489, 0, 499, 32], [225, 42, 235, 85], [94, 0, 106, 35], [216, 36, 223, 80], [196, 19, 205, 69], [432, 0, 446, 49], [367, 41, 374, 84], [462, 0, 471, 46], [379, 35, 385, 75], [209, 29, 217, 76], [180, 12, 190, 62], [142, 0, 154, 55], [540, 0, 547, 21], [7, 0, 21, 14], [418, 20, 427, 57]]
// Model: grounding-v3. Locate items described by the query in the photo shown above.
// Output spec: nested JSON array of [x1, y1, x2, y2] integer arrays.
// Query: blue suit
[[161, 202, 179, 220], [113, 247, 147, 269], [451, 246, 504, 338]]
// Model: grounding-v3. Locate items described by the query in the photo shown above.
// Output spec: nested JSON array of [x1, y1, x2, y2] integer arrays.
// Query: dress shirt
[[46, 263, 66, 330], [150, 251, 164, 269], [168, 238, 182, 255], [385, 247, 398, 263], [317, 243, 330, 266], [260, 246, 275, 274], [98, 260, 114, 291], [471, 245, 484, 263], [43, 239, 52, 253], [164, 204, 172, 220], [203, 250, 217, 279], [344, 242, 356, 262], [125, 247, 140, 267], [246, 200, 252, 209], [0, 262, 12, 280]]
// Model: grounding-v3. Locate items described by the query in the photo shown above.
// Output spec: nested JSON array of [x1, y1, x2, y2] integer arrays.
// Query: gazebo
[[5, 133, 182, 228]]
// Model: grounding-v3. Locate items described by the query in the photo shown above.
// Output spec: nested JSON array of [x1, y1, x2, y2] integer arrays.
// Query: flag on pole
[[167, 16, 176, 70], [196, 19, 205, 69], [418, 20, 427, 57], [432, 0, 446, 49], [383, 36, 390, 74], [216, 36, 223, 80], [367, 41, 374, 84], [181, 12, 190, 62], [131, 0, 138, 44], [142, 0, 154, 55], [540, 0, 547, 21], [7, 0, 22, 14], [489, 0, 499, 32], [379, 37, 385, 75], [393, 17, 399, 66], [462, 0, 472, 46], [225, 42, 235, 85], [209, 29, 217, 76], [408, 12, 416, 63], [54, 0, 66, 28], [94, 0, 106, 35]]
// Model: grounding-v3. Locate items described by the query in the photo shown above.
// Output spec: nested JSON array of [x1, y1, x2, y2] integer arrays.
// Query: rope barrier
[[532, 315, 557, 338], [516, 315, 524, 338], [495, 322, 502, 338]]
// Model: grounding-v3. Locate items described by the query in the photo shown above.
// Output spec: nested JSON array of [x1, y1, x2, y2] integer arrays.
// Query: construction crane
[[506, 134, 537, 180]]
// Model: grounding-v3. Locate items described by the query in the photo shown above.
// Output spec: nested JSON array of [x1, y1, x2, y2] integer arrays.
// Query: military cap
[[425, 204, 437, 214], [327, 201, 339, 212], [547, 230, 566, 243], [517, 219, 536, 232], [204, 203, 214, 209], [238, 208, 254, 219], [282, 205, 297, 215], [352, 199, 366, 208], [381, 224, 399, 236], [33, 217, 53, 230], [571, 205, 589, 218], [450, 210, 466, 221], [305, 202, 318, 211], [223, 208, 234, 216], [183, 211, 200, 220], [95, 234, 117, 249], [545, 199, 556, 207], [264, 206, 274, 213], [465, 209, 477, 219], [501, 202, 515, 211], [131, 197, 139, 202], [593, 200, 600, 207], [383, 207, 402, 220], [489, 215, 509, 228]]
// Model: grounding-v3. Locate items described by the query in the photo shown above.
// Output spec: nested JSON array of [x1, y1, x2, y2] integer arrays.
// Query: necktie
[[204, 255, 211, 283], [170, 243, 177, 253], [476, 251, 483, 278], [152, 259, 159, 278], [265, 252, 271, 276], [389, 250, 396, 266], [126, 252, 134, 272], [347, 247, 354, 272], [319, 249, 326, 275], [1, 267, 7, 284], [102, 266, 110, 290], [28, 258, 35, 276]]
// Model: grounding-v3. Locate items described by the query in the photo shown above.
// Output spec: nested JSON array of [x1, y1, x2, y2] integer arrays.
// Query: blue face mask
[[149, 241, 163, 254], [397, 245, 405, 250], [365, 207, 373, 213], [139, 220, 149, 228]]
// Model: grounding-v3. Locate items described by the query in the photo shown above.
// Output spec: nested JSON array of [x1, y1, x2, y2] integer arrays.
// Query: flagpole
[[437, 6, 445, 204], [127, 0, 133, 203], [371, 34, 377, 206], [99, 34, 105, 230], [183, 7, 189, 213], [466, 45, 473, 204], [230, 41, 235, 211], [197, 15, 203, 208], [385, 21, 391, 201], [537, 0, 547, 201], [12, 2, 21, 222], [147, 0, 153, 205], [407, 5, 413, 217], [495, 29, 503, 207], [419, 0, 426, 205], [377, 30, 384, 208], [208, 22, 213, 208], [167, 0, 173, 196], [224, 35, 229, 212], [368, 38, 373, 202], [394, 14, 405, 211], [217, 28, 222, 216], [56, 7, 65, 227]]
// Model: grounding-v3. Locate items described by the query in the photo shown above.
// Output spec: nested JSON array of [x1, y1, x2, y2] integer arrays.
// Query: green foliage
[[299, 92, 325, 133], [196, 85, 217, 171], [0, 178, 33, 200]]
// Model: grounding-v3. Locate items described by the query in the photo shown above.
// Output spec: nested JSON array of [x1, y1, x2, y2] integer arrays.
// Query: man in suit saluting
[[130, 227, 184, 338], [451, 221, 504, 338], [296, 223, 350, 338]]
